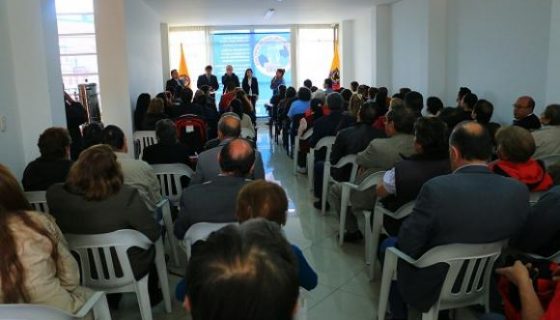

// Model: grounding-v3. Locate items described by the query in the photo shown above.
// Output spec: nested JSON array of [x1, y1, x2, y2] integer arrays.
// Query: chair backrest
[[65, 230, 152, 289], [357, 171, 386, 191], [330, 154, 359, 182], [133, 131, 157, 159], [415, 241, 504, 310], [151, 163, 194, 205], [538, 154, 560, 168], [184, 222, 236, 259], [175, 114, 207, 154], [25, 191, 49, 213]]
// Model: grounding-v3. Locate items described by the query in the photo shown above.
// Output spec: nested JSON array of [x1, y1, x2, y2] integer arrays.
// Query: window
[[55, 0, 99, 98], [169, 29, 208, 87], [297, 28, 334, 88]]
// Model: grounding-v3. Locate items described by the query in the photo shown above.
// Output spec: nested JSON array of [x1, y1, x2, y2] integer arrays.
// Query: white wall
[[0, 0, 64, 178], [390, 0, 429, 94], [0, 0, 25, 176], [125, 0, 164, 115], [445, 0, 551, 123], [352, 10, 374, 86], [546, 0, 560, 104]]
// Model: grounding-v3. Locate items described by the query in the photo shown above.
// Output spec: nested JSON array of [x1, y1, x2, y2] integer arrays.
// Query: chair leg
[[155, 239, 172, 313], [421, 307, 438, 320], [92, 293, 112, 320], [370, 209, 384, 281], [135, 276, 153, 320], [307, 153, 314, 191], [321, 166, 330, 215], [339, 186, 351, 246], [378, 251, 398, 320]]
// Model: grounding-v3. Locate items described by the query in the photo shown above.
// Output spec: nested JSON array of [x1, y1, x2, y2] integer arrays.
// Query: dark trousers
[[314, 161, 325, 199]]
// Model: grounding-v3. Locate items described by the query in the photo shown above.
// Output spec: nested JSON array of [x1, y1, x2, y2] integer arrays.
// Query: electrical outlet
[[0, 115, 6, 132]]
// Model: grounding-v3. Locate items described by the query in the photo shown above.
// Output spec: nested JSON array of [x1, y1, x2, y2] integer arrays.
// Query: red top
[[489, 159, 553, 192]]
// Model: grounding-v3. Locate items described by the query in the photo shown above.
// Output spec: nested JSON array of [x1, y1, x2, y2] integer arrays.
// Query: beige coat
[[0, 211, 93, 317]]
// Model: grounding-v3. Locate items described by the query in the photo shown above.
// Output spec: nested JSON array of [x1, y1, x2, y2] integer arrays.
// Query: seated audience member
[[298, 98, 324, 137], [236, 180, 318, 290], [341, 89, 353, 110], [64, 91, 87, 160], [404, 91, 424, 114], [323, 78, 334, 94], [310, 93, 354, 206], [0, 165, 93, 314], [156, 91, 174, 116], [236, 90, 256, 123], [347, 93, 364, 120], [367, 87, 379, 102], [455, 86, 471, 108], [195, 88, 220, 139], [81, 122, 104, 149], [142, 119, 194, 167], [184, 220, 299, 320], [387, 122, 529, 319], [22, 127, 73, 191], [303, 79, 313, 90], [46, 145, 162, 308], [490, 126, 553, 192], [219, 82, 239, 113], [376, 117, 451, 235], [174, 139, 254, 239], [472, 99, 501, 146], [510, 185, 560, 257], [459, 92, 478, 122], [513, 96, 542, 131], [230, 99, 255, 140], [350, 81, 359, 93], [550, 164, 560, 185], [133, 93, 151, 130], [142, 98, 169, 130], [330, 104, 417, 241], [176, 87, 203, 118], [486, 261, 560, 320], [439, 106, 467, 131], [192, 115, 264, 184], [329, 101, 386, 182], [101, 125, 162, 210], [287, 87, 312, 119], [532, 104, 560, 159], [426, 96, 444, 117]]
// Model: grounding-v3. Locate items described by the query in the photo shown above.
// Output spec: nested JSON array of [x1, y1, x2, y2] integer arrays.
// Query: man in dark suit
[[196, 65, 219, 92], [388, 121, 530, 318], [174, 138, 254, 239], [166, 69, 184, 98], [513, 96, 542, 131], [221, 65, 240, 93]]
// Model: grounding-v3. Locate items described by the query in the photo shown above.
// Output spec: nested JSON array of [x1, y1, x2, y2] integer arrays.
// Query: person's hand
[[496, 260, 533, 288]]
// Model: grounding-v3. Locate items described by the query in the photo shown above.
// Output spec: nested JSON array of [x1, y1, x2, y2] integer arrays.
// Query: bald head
[[218, 114, 241, 140], [219, 138, 255, 177], [449, 121, 492, 169], [514, 96, 535, 120]]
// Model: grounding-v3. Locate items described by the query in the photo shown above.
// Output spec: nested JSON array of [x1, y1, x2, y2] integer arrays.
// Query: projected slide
[[212, 32, 291, 116]]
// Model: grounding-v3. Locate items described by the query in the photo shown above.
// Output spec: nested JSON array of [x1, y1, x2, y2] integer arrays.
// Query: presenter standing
[[166, 69, 184, 98], [270, 68, 286, 96], [221, 65, 240, 93], [197, 65, 219, 92], [242, 68, 259, 110]]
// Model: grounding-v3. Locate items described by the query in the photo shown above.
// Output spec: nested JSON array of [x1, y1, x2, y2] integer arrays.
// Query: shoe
[[149, 289, 163, 307], [313, 201, 330, 211], [338, 230, 364, 243]]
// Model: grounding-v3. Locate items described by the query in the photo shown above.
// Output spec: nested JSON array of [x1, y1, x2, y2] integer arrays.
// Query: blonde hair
[[236, 181, 288, 226], [349, 94, 363, 118], [147, 98, 165, 114]]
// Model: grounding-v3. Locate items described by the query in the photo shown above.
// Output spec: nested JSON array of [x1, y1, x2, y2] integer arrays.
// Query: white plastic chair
[[523, 249, 560, 263], [0, 291, 111, 320], [182, 222, 236, 261], [155, 199, 180, 267], [365, 200, 415, 279], [338, 171, 386, 247], [321, 154, 359, 214], [378, 241, 504, 320], [133, 131, 157, 159], [151, 163, 194, 206], [306, 136, 336, 191], [538, 154, 560, 168], [293, 128, 314, 175], [25, 191, 49, 213], [65, 230, 172, 320]]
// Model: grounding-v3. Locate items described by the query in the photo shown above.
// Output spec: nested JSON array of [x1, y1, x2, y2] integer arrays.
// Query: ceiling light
[[264, 9, 275, 20]]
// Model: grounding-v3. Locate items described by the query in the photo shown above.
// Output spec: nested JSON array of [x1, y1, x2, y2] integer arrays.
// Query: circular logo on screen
[[253, 35, 291, 77]]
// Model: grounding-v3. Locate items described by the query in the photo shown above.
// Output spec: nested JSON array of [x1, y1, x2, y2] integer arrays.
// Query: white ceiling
[[144, 0, 383, 26]]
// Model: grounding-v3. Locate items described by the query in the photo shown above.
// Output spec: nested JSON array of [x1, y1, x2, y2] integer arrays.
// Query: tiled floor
[[112, 123, 481, 320]]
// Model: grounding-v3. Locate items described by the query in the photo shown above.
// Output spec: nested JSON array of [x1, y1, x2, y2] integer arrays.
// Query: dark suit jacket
[[166, 79, 184, 97], [142, 142, 194, 166], [511, 186, 560, 257], [310, 111, 354, 161], [197, 74, 219, 92], [242, 77, 259, 96], [174, 175, 250, 239], [514, 114, 542, 131], [330, 122, 385, 181], [47, 184, 161, 279], [221, 73, 240, 92], [397, 165, 530, 311], [22, 158, 73, 191]]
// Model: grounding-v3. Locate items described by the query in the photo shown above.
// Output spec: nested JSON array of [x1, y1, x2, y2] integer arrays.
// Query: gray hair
[[155, 119, 177, 145]]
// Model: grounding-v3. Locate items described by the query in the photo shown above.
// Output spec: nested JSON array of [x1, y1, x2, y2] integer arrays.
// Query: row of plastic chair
[[133, 130, 157, 160]]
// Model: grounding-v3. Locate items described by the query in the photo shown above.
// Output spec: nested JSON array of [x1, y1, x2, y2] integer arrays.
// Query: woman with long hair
[[242, 68, 259, 116], [0, 164, 93, 315], [133, 93, 151, 130], [47, 145, 162, 308]]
